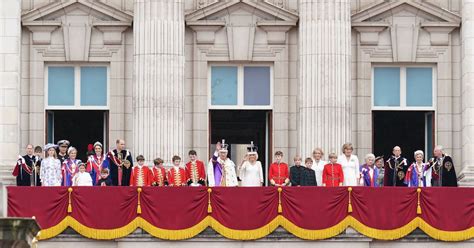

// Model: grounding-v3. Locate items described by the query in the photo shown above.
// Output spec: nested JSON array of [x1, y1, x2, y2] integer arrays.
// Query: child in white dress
[[73, 163, 93, 186]]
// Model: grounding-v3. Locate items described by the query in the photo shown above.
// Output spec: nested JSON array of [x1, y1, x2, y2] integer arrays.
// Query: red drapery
[[7, 186, 474, 241]]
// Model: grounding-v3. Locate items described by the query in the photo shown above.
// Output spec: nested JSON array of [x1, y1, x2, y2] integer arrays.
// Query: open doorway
[[373, 111, 434, 164], [210, 110, 272, 185], [46, 110, 108, 162]]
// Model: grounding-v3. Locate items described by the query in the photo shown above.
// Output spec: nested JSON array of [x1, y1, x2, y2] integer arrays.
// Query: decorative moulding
[[186, 20, 225, 44], [93, 22, 131, 45], [257, 20, 296, 44], [23, 21, 61, 45], [421, 22, 459, 46], [352, 22, 389, 46]]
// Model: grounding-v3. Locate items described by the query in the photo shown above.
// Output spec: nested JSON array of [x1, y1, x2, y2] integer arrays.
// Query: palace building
[[1, 0, 473, 187]]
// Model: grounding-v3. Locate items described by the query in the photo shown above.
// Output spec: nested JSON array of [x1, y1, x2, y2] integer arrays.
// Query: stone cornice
[[352, 0, 460, 24], [21, 0, 133, 22], [185, 0, 298, 22]]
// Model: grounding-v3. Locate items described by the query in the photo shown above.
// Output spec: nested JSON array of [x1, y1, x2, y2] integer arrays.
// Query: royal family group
[[13, 139, 458, 188]]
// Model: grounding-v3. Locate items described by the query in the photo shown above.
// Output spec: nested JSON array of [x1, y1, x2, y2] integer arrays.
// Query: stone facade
[[0, 0, 473, 185]]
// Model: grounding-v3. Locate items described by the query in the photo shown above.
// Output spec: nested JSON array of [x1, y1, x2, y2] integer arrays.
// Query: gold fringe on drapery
[[36, 215, 474, 241]]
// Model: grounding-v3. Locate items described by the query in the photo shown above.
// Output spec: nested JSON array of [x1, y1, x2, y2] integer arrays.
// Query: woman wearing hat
[[375, 156, 385, 186], [86, 142, 110, 185], [40, 144, 62, 186], [62, 147, 82, 186], [359, 153, 381, 187], [238, 142, 264, 187]]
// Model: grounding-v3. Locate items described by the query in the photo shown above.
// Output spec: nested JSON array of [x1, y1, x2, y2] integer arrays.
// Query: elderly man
[[429, 145, 458, 187], [207, 140, 238, 187], [384, 146, 409, 187]]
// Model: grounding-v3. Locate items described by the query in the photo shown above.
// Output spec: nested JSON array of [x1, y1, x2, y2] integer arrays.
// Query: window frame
[[208, 63, 273, 110], [45, 64, 110, 110], [371, 64, 437, 111]]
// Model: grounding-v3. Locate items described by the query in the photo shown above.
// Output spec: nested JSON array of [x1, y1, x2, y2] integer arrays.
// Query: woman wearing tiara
[[238, 142, 264, 187], [87, 142, 110, 185], [62, 147, 82, 186]]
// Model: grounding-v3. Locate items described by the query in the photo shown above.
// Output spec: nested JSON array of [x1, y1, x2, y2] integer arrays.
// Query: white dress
[[72, 171, 93, 186], [337, 154, 360, 186], [240, 161, 263, 187], [312, 159, 326, 187], [40, 157, 62, 186]]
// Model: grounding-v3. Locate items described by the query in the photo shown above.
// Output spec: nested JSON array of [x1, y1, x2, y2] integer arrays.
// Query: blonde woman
[[40, 144, 62, 186], [337, 143, 360, 186], [239, 143, 263, 186], [312, 148, 326, 186]]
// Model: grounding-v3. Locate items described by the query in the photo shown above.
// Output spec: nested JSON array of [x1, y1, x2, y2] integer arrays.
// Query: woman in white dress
[[337, 143, 360, 186], [40, 143, 62, 186], [239, 142, 263, 187], [312, 148, 326, 186]]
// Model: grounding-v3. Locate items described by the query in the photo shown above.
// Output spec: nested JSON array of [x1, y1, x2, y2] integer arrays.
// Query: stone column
[[460, 0, 474, 186], [133, 0, 185, 162], [298, 0, 352, 157], [0, 0, 21, 183]]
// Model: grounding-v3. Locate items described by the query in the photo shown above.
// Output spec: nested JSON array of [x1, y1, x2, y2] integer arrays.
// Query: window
[[211, 66, 238, 105], [209, 65, 272, 109], [373, 67, 400, 107], [406, 68, 433, 107], [372, 66, 435, 110], [48, 67, 75, 106], [244, 67, 271, 106], [46, 65, 109, 109]]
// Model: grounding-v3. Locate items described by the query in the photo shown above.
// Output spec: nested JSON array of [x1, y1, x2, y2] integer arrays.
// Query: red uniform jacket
[[152, 167, 167, 186], [322, 163, 344, 187], [185, 160, 206, 186], [129, 165, 154, 186], [269, 162, 289, 185], [167, 167, 187, 187]]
